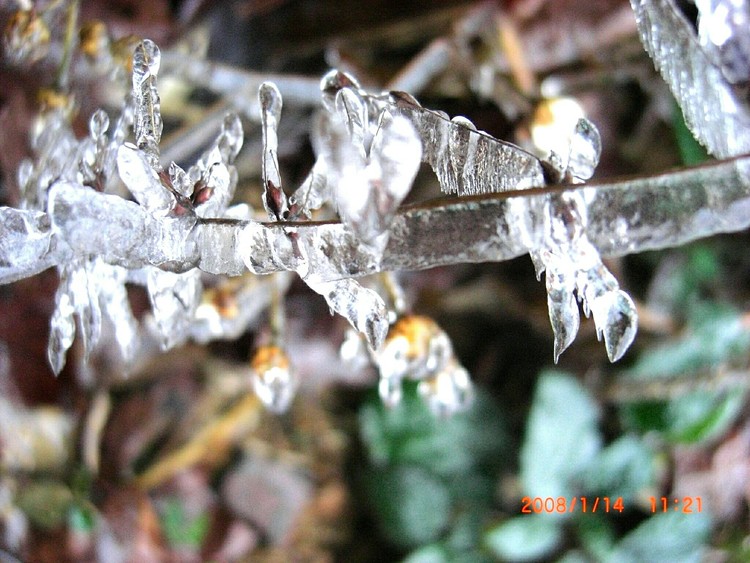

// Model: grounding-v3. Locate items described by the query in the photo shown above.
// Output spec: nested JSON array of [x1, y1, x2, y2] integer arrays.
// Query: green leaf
[[521, 371, 601, 500], [16, 480, 75, 530], [160, 497, 209, 548], [583, 435, 656, 503], [673, 103, 709, 166], [628, 305, 750, 379], [403, 545, 449, 563], [68, 502, 96, 534], [365, 465, 451, 549], [621, 388, 745, 445], [575, 513, 616, 561], [607, 510, 711, 563], [484, 515, 563, 562], [666, 388, 746, 443], [359, 383, 507, 480]]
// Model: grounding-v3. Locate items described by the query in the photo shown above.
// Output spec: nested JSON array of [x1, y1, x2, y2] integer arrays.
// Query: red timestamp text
[[520, 496, 625, 514], [649, 496, 702, 513]]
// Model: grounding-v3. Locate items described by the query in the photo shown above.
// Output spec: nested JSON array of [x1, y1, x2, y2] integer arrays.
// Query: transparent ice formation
[[2, 19, 750, 397], [250, 346, 297, 413], [631, 0, 750, 157], [696, 0, 750, 86], [374, 315, 474, 413]]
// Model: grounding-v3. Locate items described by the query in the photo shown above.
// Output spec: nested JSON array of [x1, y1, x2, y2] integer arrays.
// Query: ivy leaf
[[359, 383, 507, 480], [484, 515, 563, 562], [583, 435, 657, 503], [606, 510, 711, 563], [365, 465, 451, 549], [521, 371, 601, 500]]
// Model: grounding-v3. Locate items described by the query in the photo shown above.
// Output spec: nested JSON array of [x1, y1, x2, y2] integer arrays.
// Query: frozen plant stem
[[5, 4, 750, 377]]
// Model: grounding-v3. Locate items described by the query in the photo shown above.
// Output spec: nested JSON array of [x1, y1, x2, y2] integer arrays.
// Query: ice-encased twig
[[259, 82, 288, 220], [29, 155, 750, 283], [631, 0, 750, 158]]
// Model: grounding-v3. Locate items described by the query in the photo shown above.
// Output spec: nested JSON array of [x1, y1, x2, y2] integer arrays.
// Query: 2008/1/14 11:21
[[650, 497, 702, 513]]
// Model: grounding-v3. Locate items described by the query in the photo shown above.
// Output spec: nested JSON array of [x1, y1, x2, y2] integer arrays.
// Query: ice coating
[[417, 362, 475, 418], [250, 346, 297, 413], [306, 278, 389, 351], [5, 32, 750, 388], [117, 143, 174, 216], [386, 92, 546, 194], [48, 271, 76, 375], [259, 82, 288, 220], [132, 39, 163, 168], [631, 0, 750, 157], [147, 269, 202, 350]]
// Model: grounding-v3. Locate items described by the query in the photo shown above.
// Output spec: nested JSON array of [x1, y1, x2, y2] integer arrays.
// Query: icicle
[[305, 278, 389, 351], [545, 260, 580, 363], [132, 39, 163, 169], [146, 269, 202, 350], [68, 262, 102, 361], [48, 272, 76, 375], [539, 192, 638, 362], [259, 82, 288, 220], [250, 346, 296, 413], [334, 87, 368, 158]]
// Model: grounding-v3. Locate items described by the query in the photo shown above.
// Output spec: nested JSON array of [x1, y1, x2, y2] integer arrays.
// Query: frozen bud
[[320, 70, 361, 111], [417, 362, 474, 418], [4, 9, 50, 65], [250, 346, 297, 414], [334, 87, 367, 154], [530, 97, 585, 163], [376, 315, 453, 381], [259, 82, 288, 220], [79, 20, 110, 60]]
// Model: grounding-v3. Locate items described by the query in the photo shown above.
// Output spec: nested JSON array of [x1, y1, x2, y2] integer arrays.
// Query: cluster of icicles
[[11, 39, 638, 415]]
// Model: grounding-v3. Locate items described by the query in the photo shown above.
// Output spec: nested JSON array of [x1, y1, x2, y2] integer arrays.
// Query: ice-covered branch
[[20, 154, 749, 283], [631, 0, 750, 157], [4, 1, 750, 386]]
